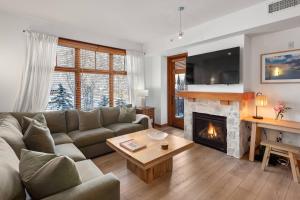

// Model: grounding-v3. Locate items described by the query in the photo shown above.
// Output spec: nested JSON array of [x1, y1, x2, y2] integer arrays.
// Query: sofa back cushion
[[0, 113, 22, 132], [118, 107, 136, 123], [0, 138, 25, 200], [19, 149, 82, 199], [78, 109, 102, 131], [11, 112, 67, 134], [101, 107, 120, 126], [66, 110, 79, 132], [0, 114, 26, 158], [43, 111, 67, 133]]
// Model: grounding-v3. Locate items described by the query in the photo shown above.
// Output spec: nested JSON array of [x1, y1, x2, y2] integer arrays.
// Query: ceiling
[[0, 0, 265, 43]]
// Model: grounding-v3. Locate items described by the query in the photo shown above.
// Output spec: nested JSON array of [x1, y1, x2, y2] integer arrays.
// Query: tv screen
[[186, 47, 240, 85]]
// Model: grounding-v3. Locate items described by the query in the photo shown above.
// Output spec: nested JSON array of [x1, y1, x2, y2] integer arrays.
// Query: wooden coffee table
[[106, 128, 194, 183]]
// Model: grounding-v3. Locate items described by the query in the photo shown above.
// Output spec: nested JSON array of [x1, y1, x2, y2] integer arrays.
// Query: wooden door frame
[[167, 53, 187, 129]]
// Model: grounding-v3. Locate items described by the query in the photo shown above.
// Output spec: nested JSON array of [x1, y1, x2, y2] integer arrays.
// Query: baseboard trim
[[154, 123, 168, 128]]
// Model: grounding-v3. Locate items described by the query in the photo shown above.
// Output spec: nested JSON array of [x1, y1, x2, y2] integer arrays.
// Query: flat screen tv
[[186, 47, 240, 85]]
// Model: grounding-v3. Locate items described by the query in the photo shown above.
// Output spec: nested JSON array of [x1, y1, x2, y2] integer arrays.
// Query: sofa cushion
[[0, 115, 26, 158], [78, 109, 101, 131], [100, 107, 120, 126], [52, 133, 73, 145], [43, 111, 67, 133], [0, 138, 26, 200], [22, 113, 47, 133], [118, 106, 136, 123], [69, 128, 114, 148], [66, 110, 79, 132], [75, 160, 103, 182], [0, 113, 22, 132], [55, 143, 86, 162], [19, 149, 82, 199], [105, 123, 144, 136], [23, 120, 55, 153]]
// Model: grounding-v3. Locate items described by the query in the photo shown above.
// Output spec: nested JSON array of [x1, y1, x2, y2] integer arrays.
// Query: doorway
[[167, 53, 187, 129]]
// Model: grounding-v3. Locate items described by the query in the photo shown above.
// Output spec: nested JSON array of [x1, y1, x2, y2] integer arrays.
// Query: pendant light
[[178, 6, 184, 39]]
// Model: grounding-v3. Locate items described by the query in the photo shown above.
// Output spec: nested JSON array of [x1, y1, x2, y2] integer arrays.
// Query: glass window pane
[[113, 55, 125, 71], [114, 75, 129, 106], [81, 73, 109, 110], [80, 49, 96, 69], [47, 72, 75, 110], [96, 52, 109, 70], [56, 46, 75, 68]]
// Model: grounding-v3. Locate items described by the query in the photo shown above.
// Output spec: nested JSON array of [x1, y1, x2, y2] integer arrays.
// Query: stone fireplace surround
[[184, 98, 251, 158]]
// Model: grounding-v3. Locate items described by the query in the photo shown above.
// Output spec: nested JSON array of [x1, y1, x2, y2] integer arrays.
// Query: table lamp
[[253, 92, 267, 119], [136, 89, 149, 107]]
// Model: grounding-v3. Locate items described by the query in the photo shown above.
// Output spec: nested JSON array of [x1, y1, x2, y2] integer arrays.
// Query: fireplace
[[193, 112, 227, 153]]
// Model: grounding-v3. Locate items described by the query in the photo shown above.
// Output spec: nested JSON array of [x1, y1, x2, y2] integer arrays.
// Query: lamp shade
[[136, 89, 149, 97], [255, 94, 267, 107]]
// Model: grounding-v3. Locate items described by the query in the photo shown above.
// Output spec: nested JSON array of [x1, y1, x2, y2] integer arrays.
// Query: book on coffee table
[[120, 139, 146, 152]]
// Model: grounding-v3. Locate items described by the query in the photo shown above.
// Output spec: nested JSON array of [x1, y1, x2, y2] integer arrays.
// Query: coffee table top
[[106, 128, 194, 169]]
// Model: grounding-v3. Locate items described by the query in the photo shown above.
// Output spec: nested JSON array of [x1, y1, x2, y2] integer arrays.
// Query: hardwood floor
[[93, 127, 300, 200]]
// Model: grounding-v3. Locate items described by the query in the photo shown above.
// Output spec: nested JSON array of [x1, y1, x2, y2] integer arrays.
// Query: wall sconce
[[253, 92, 267, 119]]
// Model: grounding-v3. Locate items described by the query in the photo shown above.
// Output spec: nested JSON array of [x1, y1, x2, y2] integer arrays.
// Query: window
[[47, 38, 128, 111]]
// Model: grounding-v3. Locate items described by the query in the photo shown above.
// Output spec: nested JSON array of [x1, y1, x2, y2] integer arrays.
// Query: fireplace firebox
[[193, 112, 227, 153]]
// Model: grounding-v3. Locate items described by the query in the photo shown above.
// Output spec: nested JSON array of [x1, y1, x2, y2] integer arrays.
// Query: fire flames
[[207, 123, 217, 139]]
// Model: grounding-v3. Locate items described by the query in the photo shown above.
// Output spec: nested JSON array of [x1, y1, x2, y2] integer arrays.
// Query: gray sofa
[[0, 107, 149, 200]]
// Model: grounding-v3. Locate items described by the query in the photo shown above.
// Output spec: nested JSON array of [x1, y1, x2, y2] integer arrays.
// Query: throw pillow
[[23, 120, 55, 153], [22, 113, 47, 133], [19, 149, 82, 199], [119, 106, 136, 123], [78, 109, 101, 131]]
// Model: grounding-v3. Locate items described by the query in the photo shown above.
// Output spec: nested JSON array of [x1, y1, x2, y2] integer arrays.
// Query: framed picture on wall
[[261, 49, 300, 83]]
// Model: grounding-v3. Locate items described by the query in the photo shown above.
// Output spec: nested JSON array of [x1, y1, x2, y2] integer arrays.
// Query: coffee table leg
[[127, 158, 173, 184]]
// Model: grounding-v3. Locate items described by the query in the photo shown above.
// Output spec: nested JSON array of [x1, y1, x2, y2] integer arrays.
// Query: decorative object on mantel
[[261, 49, 300, 83], [274, 101, 291, 120], [253, 92, 267, 119]]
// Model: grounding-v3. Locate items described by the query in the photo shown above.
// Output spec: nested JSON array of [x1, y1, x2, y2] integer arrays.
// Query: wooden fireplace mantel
[[177, 91, 254, 105]]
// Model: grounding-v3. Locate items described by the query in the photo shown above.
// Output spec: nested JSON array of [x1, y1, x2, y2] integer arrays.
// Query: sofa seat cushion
[[55, 143, 86, 162], [52, 133, 73, 145], [0, 138, 26, 200], [105, 123, 144, 136], [75, 160, 103, 182], [69, 128, 114, 148]]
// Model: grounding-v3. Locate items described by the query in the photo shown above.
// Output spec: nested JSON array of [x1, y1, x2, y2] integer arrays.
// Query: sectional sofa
[[0, 107, 149, 200]]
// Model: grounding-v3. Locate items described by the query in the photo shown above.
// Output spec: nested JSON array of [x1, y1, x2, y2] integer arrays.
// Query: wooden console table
[[242, 116, 300, 161]]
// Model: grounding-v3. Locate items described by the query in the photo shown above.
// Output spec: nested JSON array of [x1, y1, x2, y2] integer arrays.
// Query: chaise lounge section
[[0, 106, 149, 200]]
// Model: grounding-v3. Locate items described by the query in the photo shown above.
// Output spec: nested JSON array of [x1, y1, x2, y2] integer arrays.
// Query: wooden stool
[[261, 140, 300, 183]]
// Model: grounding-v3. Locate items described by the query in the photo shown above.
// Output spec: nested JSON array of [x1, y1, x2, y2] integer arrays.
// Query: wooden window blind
[[47, 38, 128, 110]]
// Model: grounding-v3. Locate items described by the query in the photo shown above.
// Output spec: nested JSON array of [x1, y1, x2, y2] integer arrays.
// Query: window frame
[[54, 38, 127, 108]]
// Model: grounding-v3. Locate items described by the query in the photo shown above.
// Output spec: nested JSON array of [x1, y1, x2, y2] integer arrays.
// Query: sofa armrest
[[139, 117, 149, 129], [42, 173, 120, 200]]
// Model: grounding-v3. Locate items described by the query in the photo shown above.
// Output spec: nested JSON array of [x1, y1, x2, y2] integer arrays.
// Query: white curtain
[[14, 31, 58, 112], [126, 50, 145, 106]]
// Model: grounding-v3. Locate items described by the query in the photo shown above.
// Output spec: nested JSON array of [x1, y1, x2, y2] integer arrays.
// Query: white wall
[[248, 27, 300, 145], [249, 27, 300, 121], [144, 55, 168, 124], [144, 0, 300, 54], [0, 11, 143, 112]]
